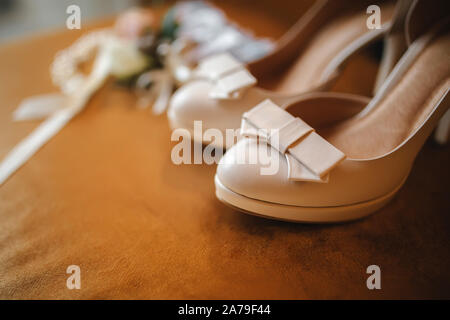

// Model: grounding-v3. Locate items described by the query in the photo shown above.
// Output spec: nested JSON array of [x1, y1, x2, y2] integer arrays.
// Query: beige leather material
[[269, 118, 313, 154], [216, 24, 450, 213], [288, 132, 345, 178], [168, 1, 396, 143], [168, 80, 270, 134], [241, 99, 345, 182], [248, 0, 393, 79], [194, 53, 244, 81], [193, 53, 258, 100], [374, 0, 412, 93], [375, 0, 450, 94], [209, 68, 257, 100]]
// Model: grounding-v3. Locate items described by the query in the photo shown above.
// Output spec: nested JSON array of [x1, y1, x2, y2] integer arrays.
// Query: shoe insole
[[318, 31, 450, 159], [267, 3, 394, 95]]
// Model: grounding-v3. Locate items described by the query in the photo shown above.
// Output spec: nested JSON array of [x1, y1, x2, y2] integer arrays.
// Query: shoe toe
[[217, 138, 348, 207], [168, 80, 260, 133], [217, 138, 290, 202]]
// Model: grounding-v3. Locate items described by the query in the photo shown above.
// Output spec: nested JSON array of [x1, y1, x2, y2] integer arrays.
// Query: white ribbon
[[0, 35, 147, 186], [13, 93, 68, 121]]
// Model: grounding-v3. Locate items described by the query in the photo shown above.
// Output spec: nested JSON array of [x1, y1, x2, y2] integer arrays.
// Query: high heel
[[168, 0, 396, 148], [214, 0, 450, 223]]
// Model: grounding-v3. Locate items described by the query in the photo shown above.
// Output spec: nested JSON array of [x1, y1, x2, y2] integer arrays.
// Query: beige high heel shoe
[[168, 0, 396, 148], [214, 0, 450, 223]]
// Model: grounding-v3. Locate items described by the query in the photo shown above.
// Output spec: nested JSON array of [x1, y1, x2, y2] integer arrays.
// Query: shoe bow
[[193, 53, 257, 100], [240, 100, 346, 183]]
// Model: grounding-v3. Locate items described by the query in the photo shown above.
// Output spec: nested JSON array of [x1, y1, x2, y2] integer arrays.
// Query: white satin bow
[[241, 100, 346, 183]]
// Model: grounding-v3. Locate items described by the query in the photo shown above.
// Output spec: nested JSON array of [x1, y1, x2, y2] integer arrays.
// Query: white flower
[[101, 37, 149, 79]]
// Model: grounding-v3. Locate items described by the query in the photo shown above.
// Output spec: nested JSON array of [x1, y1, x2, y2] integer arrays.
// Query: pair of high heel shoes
[[168, 0, 450, 223]]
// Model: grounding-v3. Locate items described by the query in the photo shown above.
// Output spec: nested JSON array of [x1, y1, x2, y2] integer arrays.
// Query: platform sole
[[215, 175, 406, 223]]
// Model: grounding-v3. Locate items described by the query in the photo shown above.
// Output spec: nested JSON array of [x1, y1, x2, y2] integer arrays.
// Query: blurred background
[[0, 0, 305, 44], [0, 0, 143, 43]]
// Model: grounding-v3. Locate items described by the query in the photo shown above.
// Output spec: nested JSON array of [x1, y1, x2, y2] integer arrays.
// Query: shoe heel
[[434, 104, 450, 145]]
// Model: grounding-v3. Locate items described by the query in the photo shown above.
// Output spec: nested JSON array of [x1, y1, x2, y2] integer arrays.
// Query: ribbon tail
[[286, 154, 329, 183], [13, 93, 68, 121], [0, 65, 109, 186], [0, 107, 78, 186]]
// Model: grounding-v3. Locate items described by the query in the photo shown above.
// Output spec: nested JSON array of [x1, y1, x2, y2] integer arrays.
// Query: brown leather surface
[[1, 3, 450, 300]]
